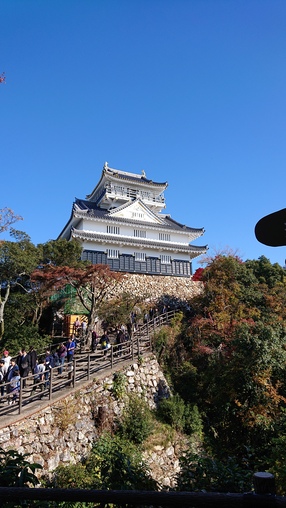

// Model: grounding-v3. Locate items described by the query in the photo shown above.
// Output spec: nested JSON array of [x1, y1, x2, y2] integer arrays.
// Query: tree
[[188, 255, 286, 456], [40, 238, 84, 268], [31, 263, 124, 348], [97, 291, 143, 331], [0, 207, 22, 234], [26, 239, 86, 329], [0, 230, 41, 339], [161, 254, 286, 465]]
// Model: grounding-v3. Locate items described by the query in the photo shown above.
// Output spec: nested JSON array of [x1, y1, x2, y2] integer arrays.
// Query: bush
[[0, 447, 42, 488], [153, 327, 169, 356], [50, 463, 91, 490], [112, 371, 127, 400], [183, 403, 203, 438], [86, 434, 158, 490], [157, 394, 185, 431], [157, 395, 203, 437], [176, 451, 253, 493], [118, 394, 153, 444]]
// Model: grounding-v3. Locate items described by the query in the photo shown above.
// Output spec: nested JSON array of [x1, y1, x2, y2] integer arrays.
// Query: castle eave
[[71, 228, 207, 255]]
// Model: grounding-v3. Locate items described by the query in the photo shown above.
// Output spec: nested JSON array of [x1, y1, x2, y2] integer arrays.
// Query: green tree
[[118, 394, 153, 444], [40, 238, 84, 268], [98, 291, 143, 331], [186, 255, 286, 459], [157, 255, 286, 467], [0, 230, 41, 339]]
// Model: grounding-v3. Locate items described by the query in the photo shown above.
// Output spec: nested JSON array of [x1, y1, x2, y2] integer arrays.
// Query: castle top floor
[[86, 163, 168, 213]]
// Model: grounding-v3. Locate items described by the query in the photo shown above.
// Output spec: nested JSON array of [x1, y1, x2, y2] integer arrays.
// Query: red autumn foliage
[[192, 267, 204, 281]]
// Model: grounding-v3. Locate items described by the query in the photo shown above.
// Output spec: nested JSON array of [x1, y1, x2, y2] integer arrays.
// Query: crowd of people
[[0, 336, 78, 405], [0, 328, 132, 406], [0, 310, 161, 406]]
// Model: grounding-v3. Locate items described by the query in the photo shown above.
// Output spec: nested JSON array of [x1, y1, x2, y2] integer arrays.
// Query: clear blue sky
[[1, 0, 286, 272]]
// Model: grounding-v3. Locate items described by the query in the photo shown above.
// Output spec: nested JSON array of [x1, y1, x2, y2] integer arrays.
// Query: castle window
[[135, 252, 146, 261], [107, 225, 120, 235], [141, 190, 151, 199], [132, 211, 145, 219], [159, 233, 171, 241], [107, 249, 119, 259], [160, 254, 171, 264], [113, 185, 125, 195], [134, 229, 146, 238]]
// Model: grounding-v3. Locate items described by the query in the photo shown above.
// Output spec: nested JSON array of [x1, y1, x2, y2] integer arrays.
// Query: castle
[[58, 163, 207, 277]]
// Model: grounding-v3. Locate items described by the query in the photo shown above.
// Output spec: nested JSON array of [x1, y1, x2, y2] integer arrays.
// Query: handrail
[[0, 310, 179, 418], [0, 486, 282, 507]]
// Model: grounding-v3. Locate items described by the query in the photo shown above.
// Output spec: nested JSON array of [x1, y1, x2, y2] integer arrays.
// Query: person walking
[[57, 342, 67, 374], [100, 330, 110, 356], [66, 336, 76, 362], [19, 348, 30, 388]]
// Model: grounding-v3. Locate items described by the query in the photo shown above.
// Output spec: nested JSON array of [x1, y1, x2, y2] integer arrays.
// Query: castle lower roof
[[71, 228, 207, 256], [73, 199, 205, 236]]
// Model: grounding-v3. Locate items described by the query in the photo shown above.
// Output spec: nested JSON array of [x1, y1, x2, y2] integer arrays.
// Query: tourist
[[16, 349, 23, 367], [100, 330, 110, 356], [116, 328, 124, 357], [6, 359, 18, 382], [32, 358, 45, 392], [7, 366, 20, 405], [81, 320, 87, 337], [2, 350, 11, 371], [44, 350, 54, 388], [28, 346, 37, 374], [91, 329, 98, 352], [73, 317, 81, 337], [57, 342, 67, 374], [66, 336, 76, 362], [0, 359, 6, 397], [19, 348, 30, 388]]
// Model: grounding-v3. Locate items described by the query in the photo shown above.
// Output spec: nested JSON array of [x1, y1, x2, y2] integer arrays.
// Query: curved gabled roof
[[73, 198, 204, 236], [86, 165, 168, 201]]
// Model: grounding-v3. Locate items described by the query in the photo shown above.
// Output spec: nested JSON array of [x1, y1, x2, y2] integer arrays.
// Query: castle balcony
[[105, 183, 165, 206]]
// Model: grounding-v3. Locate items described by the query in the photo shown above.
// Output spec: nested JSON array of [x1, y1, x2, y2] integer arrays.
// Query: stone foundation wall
[[118, 273, 203, 304], [0, 354, 186, 488]]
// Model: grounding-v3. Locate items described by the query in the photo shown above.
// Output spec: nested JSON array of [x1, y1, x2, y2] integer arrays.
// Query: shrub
[[51, 463, 91, 490], [118, 394, 153, 444], [0, 447, 42, 488], [183, 403, 203, 438], [157, 394, 185, 431], [112, 371, 127, 400], [176, 451, 253, 493], [157, 395, 203, 437], [86, 433, 158, 490]]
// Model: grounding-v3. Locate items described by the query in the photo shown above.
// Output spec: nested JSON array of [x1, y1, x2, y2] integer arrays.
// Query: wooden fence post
[[253, 472, 276, 495], [18, 378, 23, 414], [49, 368, 53, 400], [87, 353, 91, 381], [111, 346, 114, 369]]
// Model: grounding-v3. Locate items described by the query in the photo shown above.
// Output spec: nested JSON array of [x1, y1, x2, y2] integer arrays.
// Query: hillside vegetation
[[153, 254, 286, 493]]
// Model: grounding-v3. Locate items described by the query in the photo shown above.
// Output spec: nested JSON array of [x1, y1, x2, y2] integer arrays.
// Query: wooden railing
[[0, 310, 178, 418], [0, 473, 282, 507]]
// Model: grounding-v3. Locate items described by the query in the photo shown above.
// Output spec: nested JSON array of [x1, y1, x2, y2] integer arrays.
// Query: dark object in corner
[[255, 208, 286, 247]]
